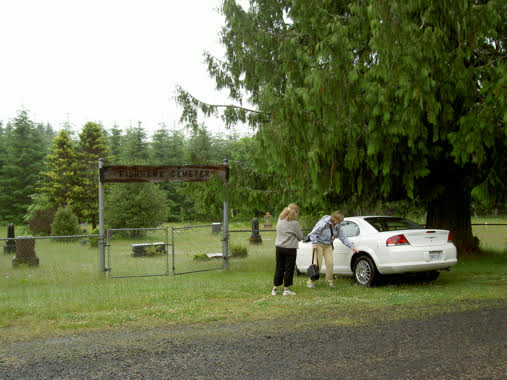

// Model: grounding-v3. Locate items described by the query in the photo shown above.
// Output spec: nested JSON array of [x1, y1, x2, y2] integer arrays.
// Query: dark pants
[[273, 246, 297, 287]]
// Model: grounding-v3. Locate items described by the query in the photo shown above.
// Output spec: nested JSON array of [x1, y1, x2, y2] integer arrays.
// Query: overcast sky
[[0, 0, 250, 137]]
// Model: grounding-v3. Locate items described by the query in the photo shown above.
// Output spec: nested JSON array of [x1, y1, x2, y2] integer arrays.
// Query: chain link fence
[[106, 228, 169, 278], [471, 223, 507, 252], [1, 224, 504, 280], [1, 234, 99, 280], [172, 224, 223, 275]]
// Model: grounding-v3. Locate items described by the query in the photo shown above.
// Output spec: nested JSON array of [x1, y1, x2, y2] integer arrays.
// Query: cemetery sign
[[101, 165, 228, 183]]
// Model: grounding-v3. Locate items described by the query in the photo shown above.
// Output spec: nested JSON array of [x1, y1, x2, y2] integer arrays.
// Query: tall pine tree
[[0, 111, 50, 223], [40, 130, 82, 213], [75, 122, 109, 228]]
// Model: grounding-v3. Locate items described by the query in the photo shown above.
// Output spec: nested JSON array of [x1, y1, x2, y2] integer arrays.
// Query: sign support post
[[222, 159, 229, 270], [98, 158, 105, 274]]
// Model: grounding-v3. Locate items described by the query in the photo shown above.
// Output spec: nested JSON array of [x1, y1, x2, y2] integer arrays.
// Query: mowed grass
[[0, 220, 505, 342]]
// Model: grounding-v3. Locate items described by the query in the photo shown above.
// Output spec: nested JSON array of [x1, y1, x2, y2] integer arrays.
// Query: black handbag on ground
[[307, 249, 320, 281]]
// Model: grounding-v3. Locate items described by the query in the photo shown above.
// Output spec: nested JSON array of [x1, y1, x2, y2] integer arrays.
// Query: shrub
[[105, 183, 168, 237], [89, 227, 99, 247], [193, 253, 210, 261], [145, 245, 164, 256], [28, 209, 56, 236], [229, 244, 248, 258], [51, 206, 80, 237]]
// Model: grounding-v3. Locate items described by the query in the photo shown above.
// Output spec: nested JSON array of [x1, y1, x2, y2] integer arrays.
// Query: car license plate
[[429, 251, 442, 261]]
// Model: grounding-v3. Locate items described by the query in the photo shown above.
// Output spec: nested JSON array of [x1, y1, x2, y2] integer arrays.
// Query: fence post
[[222, 159, 229, 270], [98, 158, 106, 274]]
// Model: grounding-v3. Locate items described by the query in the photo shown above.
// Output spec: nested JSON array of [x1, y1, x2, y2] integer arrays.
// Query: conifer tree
[[108, 125, 123, 164], [0, 111, 49, 223], [40, 130, 81, 212], [121, 123, 149, 163], [76, 122, 109, 228], [177, 0, 506, 253]]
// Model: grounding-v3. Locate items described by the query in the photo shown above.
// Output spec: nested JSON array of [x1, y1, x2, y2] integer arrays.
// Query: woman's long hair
[[279, 203, 300, 222]]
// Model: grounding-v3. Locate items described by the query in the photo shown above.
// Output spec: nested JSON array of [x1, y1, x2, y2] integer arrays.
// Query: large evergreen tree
[[121, 123, 150, 163], [0, 111, 50, 223], [150, 126, 185, 165], [108, 125, 123, 164], [40, 130, 82, 212], [177, 0, 506, 253], [76, 122, 109, 227]]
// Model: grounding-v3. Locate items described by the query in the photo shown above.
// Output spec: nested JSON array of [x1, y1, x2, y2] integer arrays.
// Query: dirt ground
[[0, 306, 505, 380]]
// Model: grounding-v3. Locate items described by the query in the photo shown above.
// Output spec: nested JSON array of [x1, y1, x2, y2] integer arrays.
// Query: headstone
[[212, 223, 221, 234], [264, 212, 272, 228], [249, 217, 262, 244], [4, 223, 16, 254], [12, 237, 39, 267]]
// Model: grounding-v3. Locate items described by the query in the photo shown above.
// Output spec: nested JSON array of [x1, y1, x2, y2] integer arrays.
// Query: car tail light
[[386, 234, 410, 247], [448, 232, 452, 242]]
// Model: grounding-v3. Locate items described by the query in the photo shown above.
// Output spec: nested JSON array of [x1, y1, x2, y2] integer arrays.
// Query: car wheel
[[353, 256, 378, 287]]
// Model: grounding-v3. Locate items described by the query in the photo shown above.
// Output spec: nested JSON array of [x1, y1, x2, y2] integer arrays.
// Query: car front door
[[333, 221, 360, 275]]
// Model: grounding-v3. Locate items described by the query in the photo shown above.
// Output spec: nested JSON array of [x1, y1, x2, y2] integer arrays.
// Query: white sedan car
[[296, 216, 457, 286]]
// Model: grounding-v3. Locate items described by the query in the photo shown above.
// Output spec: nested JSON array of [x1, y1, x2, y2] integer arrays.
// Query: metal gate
[[106, 227, 170, 278], [172, 224, 224, 275]]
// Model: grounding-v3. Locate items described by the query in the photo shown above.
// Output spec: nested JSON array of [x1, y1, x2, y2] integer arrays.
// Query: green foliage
[[51, 206, 80, 236], [40, 130, 82, 212], [120, 124, 150, 163], [104, 183, 168, 229], [193, 253, 211, 261], [107, 125, 123, 164], [144, 244, 164, 257], [0, 111, 54, 223], [89, 227, 99, 247], [176, 0, 506, 252], [28, 209, 56, 236], [229, 243, 248, 258], [75, 122, 109, 227]]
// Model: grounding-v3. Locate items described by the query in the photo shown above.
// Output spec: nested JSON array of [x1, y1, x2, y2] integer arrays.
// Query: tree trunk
[[426, 186, 476, 255]]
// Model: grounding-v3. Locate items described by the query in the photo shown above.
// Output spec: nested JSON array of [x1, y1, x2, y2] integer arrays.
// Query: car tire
[[353, 256, 378, 287]]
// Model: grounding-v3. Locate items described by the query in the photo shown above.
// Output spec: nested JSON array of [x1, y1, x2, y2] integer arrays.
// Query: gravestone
[[3, 224, 16, 254], [212, 223, 221, 234], [264, 212, 272, 228], [249, 217, 262, 244], [12, 237, 39, 267]]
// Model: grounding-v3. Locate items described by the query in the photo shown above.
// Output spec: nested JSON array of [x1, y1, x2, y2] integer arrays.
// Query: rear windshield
[[364, 217, 423, 232]]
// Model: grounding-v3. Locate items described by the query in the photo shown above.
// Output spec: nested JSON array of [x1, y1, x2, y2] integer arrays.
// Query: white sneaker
[[307, 283, 315, 289], [282, 290, 296, 296], [271, 289, 277, 296]]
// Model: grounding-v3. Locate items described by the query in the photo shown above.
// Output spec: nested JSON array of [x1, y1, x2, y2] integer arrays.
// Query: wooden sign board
[[101, 165, 228, 183]]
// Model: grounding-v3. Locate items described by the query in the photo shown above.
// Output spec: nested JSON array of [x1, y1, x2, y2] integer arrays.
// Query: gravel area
[[0, 306, 505, 379]]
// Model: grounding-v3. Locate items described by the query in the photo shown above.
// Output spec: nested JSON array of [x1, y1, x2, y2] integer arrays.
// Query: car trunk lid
[[403, 230, 449, 246]]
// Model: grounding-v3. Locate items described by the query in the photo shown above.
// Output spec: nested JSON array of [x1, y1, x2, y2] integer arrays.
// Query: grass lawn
[[0, 218, 505, 342]]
